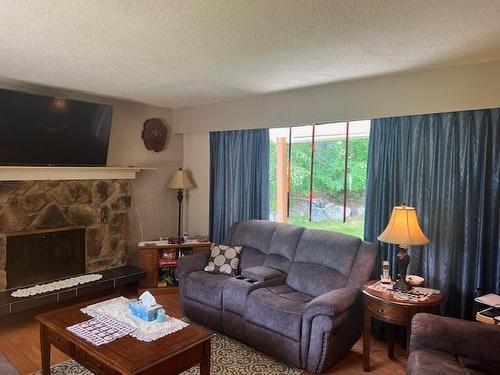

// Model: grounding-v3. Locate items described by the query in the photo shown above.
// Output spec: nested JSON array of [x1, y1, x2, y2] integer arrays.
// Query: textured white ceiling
[[1, 0, 500, 108]]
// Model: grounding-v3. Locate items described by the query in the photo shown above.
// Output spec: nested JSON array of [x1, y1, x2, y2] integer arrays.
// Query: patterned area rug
[[31, 334, 302, 375]]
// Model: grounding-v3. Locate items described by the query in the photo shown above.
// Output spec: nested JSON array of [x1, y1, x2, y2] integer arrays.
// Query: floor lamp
[[167, 168, 194, 237]]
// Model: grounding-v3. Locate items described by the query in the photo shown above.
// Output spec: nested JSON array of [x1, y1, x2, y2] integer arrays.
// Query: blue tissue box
[[128, 299, 162, 322]]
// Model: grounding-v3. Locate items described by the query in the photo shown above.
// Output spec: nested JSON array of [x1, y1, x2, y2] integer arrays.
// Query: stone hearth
[[0, 180, 132, 291]]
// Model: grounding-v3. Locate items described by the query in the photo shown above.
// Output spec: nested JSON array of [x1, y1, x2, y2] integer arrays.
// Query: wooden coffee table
[[36, 298, 214, 374]]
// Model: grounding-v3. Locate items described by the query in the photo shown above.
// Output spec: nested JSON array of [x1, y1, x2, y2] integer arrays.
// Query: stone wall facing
[[0, 180, 131, 291]]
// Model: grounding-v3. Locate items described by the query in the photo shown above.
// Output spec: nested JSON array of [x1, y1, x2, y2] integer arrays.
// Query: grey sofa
[[0, 353, 19, 375], [178, 220, 378, 373], [408, 313, 500, 375]]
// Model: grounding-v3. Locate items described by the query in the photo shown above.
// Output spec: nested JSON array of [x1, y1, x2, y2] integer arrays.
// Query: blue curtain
[[364, 109, 500, 319], [209, 128, 270, 243]]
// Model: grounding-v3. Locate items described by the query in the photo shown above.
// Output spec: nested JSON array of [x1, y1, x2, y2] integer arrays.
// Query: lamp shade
[[167, 168, 194, 189], [377, 205, 429, 246]]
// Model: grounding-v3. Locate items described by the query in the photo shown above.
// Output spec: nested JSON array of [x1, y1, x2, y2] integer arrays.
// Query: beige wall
[[182, 132, 210, 237], [0, 80, 182, 265], [174, 59, 500, 133], [106, 102, 182, 265], [175, 58, 500, 235]]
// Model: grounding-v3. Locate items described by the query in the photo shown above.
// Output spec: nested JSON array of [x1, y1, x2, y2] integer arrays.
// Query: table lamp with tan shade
[[377, 204, 429, 292], [168, 168, 194, 237]]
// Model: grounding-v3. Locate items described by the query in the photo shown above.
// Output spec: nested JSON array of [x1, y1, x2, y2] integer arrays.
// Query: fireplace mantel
[[0, 166, 152, 181]]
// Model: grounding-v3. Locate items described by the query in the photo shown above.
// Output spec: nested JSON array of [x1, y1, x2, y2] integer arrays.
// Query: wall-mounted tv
[[0, 88, 113, 166]]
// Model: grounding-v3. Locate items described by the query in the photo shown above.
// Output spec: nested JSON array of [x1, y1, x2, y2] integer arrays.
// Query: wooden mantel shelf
[[0, 166, 154, 181]]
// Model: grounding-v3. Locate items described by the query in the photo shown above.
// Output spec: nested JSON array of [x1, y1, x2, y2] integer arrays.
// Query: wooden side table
[[362, 281, 442, 372]]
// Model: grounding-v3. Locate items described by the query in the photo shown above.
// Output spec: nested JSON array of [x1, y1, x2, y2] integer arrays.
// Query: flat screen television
[[0, 88, 113, 166]]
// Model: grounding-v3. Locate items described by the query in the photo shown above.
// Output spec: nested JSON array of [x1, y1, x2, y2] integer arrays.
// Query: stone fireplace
[[0, 179, 131, 291]]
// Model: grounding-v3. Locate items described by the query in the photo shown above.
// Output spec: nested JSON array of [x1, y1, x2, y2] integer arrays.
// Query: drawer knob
[[378, 308, 384, 313]]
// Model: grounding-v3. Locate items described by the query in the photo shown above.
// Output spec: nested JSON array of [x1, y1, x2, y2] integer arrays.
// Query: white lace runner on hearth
[[80, 296, 188, 342], [11, 274, 103, 297]]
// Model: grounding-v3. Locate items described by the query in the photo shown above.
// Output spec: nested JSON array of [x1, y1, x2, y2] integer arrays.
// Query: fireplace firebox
[[6, 226, 86, 290]]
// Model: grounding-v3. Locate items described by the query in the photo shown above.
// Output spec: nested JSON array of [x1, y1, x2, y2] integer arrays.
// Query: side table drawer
[[366, 297, 407, 324]]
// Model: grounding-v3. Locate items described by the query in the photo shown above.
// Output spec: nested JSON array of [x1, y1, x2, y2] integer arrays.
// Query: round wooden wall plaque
[[141, 118, 168, 152]]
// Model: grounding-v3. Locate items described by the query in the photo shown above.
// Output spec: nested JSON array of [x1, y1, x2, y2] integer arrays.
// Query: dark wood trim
[[363, 304, 371, 372], [287, 126, 292, 218], [5, 225, 86, 237], [308, 124, 316, 222], [343, 121, 349, 223]]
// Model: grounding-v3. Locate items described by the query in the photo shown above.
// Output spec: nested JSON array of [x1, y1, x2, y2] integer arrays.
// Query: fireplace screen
[[6, 226, 86, 289]]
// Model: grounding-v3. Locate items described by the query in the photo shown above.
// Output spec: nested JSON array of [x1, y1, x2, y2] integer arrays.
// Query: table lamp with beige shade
[[378, 204, 429, 292], [167, 168, 194, 237]]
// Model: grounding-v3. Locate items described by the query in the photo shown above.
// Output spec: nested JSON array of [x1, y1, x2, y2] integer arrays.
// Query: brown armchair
[[408, 313, 500, 374]]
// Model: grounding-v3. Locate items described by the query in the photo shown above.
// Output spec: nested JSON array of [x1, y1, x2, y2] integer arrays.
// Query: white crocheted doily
[[81, 297, 188, 342], [11, 274, 103, 298]]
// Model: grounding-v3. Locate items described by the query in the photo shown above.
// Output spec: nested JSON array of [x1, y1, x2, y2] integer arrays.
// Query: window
[[269, 120, 370, 238]]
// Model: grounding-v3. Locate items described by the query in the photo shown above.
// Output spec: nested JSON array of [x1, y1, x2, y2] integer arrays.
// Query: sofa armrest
[[0, 353, 19, 375], [410, 313, 500, 363], [304, 288, 359, 320], [177, 253, 210, 280]]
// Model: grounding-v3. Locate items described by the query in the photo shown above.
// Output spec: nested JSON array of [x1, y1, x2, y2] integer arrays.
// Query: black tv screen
[[0, 89, 113, 166]]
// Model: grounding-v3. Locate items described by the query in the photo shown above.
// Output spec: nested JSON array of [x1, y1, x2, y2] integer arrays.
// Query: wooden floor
[[0, 292, 406, 375]]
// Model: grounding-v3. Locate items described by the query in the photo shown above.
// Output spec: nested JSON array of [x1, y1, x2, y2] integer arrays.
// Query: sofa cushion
[[267, 284, 314, 303], [457, 355, 500, 374], [263, 224, 305, 272], [0, 353, 19, 375], [408, 349, 475, 375], [183, 298, 223, 331], [204, 244, 242, 276], [238, 246, 266, 270], [245, 285, 313, 341], [410, 313, 500, 364], [246, 319, 302, 368], [346, 241, 379, 288], [287, 229, 361, 296], [241, 266, 284, 281], [294, 229, 361, 274], [288, 262, 348, 298], [182, 271, 230, 309], [224, 220, 277, 253], [223, 274, 285, 316], [223, 277, 260, 316]]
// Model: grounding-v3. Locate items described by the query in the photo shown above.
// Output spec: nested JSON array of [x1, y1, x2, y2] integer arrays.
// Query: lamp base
[[176, 189, 183, 238], [393, 277, 412, 292], [393, 245, 412, 292]]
